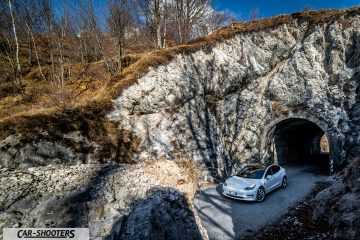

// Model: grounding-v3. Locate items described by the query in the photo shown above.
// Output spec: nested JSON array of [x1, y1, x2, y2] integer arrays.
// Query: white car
[[222, 164, 287, 202]]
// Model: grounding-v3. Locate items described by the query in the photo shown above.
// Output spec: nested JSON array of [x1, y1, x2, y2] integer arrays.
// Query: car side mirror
[[266, 175, 272, 180]]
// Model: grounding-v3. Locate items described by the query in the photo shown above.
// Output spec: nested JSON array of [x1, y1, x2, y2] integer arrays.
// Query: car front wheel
[[282, 176, 287, 188], [256, 187, 266, 202]]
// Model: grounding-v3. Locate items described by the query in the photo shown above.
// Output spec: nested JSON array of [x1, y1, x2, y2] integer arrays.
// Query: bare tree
[[21, 0, 47, 81], [136, 0, 213, 46], [107, 0, 134, 72], [136, 0, 170, 48], [40, 0, 68, 88], [8, 0, 23, 92], [174, 0, 210, 43], [249, 7, 260, 20], [193, 10, 232, 38], [0, 4, 18, 91], [302, 4, 312, 12], [76, 0, 115, 73]]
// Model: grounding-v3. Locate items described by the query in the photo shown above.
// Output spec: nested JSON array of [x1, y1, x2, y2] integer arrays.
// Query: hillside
[[1, 7, 359, 167]]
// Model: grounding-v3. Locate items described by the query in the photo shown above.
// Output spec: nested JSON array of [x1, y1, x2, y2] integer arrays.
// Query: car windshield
[[236, 166, 265, 179]]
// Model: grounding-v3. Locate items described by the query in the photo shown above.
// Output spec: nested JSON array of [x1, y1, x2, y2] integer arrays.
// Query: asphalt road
[[193, 163, 328, 240]]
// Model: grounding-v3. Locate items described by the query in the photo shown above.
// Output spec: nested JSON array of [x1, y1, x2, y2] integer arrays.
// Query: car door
[[264, 167, 275, 192], [271, 165, 281, 188]]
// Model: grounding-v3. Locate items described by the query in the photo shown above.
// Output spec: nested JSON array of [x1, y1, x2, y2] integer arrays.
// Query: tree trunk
[[48, 32, 55, 85], [26, 22, 46, 82], [156, 24, 162, 48], [117, 35, 124, 73], [56, 34, 65, 88], [27, 28, 34, 66], [8, 0, 23, 92], [177, 0, 184, 43], [95, 31, 113, 75], [162, 0, 167, 48], [177, 19, 183, 43]]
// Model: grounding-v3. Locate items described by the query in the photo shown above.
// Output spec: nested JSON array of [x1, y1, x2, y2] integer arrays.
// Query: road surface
[[193, 164, 328, 240]]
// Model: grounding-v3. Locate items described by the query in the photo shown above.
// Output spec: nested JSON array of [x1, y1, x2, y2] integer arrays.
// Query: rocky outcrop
[[0, 161, 208, 240], [119, 188, 203, 240], [0, 133, 94, 169], [109, 10, 360, 177], [0, 116, 142, 169], [312, 159, 360, 239]]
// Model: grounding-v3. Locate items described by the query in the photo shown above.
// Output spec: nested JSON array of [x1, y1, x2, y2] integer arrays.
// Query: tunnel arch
[[260, 115, 334, 175]]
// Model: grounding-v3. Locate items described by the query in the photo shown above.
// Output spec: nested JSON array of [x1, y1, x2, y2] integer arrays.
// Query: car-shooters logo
[[3, 228, 89, 240]]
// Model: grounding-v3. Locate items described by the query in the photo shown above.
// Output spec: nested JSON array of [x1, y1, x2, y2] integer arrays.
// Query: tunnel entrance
[[268, 118, 330, 174]]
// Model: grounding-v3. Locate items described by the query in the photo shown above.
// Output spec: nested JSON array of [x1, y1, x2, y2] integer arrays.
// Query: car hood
[[226, 176, 260, 188]]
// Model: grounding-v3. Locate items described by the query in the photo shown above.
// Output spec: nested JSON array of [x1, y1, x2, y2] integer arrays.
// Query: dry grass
[[176, 159, 201, 184], [145, 158, 202, 197], [271, 101, 284, 117], [338, 18, 354, 29], [106, 51, 174, 99], [292, 7, 360, 24]]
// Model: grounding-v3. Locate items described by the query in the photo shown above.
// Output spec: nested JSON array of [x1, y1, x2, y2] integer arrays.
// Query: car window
[[237, 166, 265, 179], [265, 168, 273, 177], [272, 165, 280, 174]]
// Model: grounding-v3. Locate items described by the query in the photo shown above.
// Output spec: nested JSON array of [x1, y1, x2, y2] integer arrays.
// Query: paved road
[[193, 164, 328, 240]]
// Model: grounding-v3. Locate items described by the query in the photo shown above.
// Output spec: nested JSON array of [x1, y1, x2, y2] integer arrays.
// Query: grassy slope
[[0, 7, 359, 163]]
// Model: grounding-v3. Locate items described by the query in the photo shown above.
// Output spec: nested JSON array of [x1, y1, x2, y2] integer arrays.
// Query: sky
[[51, 0, 360, 30], [213, 0, 360, 20]]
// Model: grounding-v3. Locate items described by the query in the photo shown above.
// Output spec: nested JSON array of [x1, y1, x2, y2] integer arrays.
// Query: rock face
[[312, 159, 360, 239], [0, 133, 93, 169], [109, 12, 360, 177], [0, 161, 207, 240]]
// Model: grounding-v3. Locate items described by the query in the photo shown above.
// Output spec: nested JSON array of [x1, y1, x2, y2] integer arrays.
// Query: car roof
[[268, 164, 280, 167], [266, 164, 281, 170], [249, 164, 280, 171], [243, 163, 279, 168], [238, 164, 265, 171], [239, 163, 281, 174]]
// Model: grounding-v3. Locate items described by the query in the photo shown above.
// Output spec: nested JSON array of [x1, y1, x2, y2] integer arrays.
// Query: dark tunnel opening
[[272, 118, 330, 175]]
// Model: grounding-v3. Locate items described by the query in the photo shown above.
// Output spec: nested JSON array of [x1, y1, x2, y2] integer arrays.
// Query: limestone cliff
[[108, 8, 360, 177]]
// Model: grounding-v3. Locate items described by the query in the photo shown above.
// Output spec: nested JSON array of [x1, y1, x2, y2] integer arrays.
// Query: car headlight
[[244, 184, 256, 190]]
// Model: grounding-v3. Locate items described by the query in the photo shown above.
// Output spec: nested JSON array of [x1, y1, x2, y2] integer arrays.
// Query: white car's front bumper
[[222, 184, 257, 201]]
